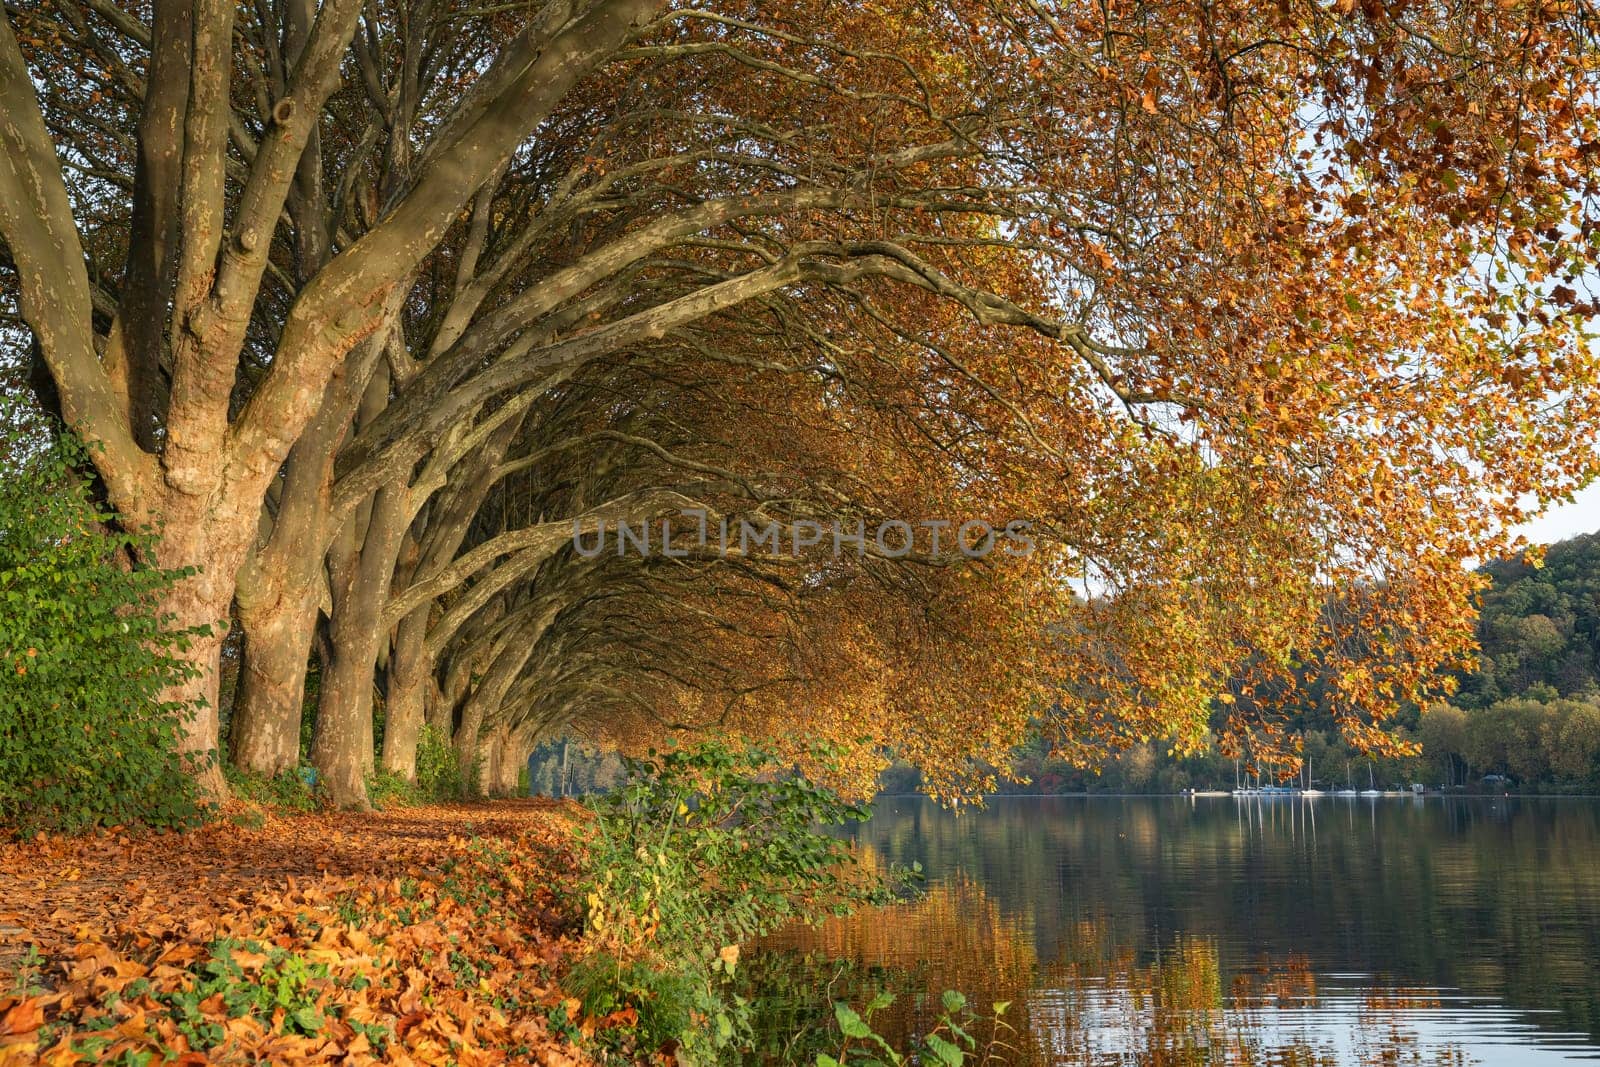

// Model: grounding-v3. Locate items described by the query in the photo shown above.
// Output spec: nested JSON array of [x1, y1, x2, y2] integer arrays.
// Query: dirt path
[[0, 801, 565, 970]]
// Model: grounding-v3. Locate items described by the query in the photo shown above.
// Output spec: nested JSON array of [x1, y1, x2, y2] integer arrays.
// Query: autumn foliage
[[1, 0, 1598, 805]]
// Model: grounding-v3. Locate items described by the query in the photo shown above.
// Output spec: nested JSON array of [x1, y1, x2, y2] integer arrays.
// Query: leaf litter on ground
[[0, 800, 596, 1065]]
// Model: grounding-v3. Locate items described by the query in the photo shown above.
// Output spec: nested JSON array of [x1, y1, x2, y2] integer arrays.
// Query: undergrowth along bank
[[566, 742, 919, 1062]]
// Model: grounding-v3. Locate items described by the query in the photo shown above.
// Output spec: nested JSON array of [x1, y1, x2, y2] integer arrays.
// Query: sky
[[1513, 481, 1600, 545]]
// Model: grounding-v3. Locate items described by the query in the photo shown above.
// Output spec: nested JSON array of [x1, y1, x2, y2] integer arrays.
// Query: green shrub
[[563, 952, 702, 1054], [222, 765, 318, 812], [576, 741, 913, 1062], [0, 398, 210, 835], [359, 727, 468, 809], [818, 989, 1014, 1067], [367, 768, 422, 809], [415, 723, 464, 800]]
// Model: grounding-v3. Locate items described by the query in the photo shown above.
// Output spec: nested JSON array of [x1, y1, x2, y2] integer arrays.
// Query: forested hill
[[1455, 531, 1600, 707]]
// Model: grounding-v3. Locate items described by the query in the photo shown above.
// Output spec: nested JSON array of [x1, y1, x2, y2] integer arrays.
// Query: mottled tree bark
[[380, 610, 431, 780], [451, 610, 552, 794], [487, 725, 534, 796], [230, 587, 317, 775], [312, 482, 409, 808]]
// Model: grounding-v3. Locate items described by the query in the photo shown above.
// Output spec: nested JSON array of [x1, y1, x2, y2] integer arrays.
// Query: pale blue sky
[[1514, 481, 1600, 545]]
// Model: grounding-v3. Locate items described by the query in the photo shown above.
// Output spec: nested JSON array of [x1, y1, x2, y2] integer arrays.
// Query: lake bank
[[875, 788, 1600, 799]]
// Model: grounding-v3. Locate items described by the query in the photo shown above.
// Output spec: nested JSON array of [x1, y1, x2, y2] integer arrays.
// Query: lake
[[751, 795, 1600, 1065]]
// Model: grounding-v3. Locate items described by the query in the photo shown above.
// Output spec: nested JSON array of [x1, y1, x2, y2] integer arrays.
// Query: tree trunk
[[169, 616, 230, 801], [312, 481, 410, 807], [233, 339, 386, 776], [380, 611, 432, 779], [429, 672, 458, 736], [309, 565, 374, 807], [485, 725, 518, 796], [480, 726, 506, 796], [491, 726, 532, 796], [311, 637, 375, 809], [231, 587, 317, 775], [454, 697, 489, 797], [453, 629, 543, 794], [155, 490, 265, 802]]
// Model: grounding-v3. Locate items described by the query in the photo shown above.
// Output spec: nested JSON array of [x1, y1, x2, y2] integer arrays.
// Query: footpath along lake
[[751, 796, 1600, 1065]]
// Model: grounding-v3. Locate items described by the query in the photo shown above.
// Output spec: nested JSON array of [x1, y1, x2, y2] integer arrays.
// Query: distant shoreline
[[871, 791, 1600, 800]]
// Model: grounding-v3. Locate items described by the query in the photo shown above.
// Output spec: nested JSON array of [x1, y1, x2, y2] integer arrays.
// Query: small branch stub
[[186, 301, 218, 341], [271, 98, 296, 126]]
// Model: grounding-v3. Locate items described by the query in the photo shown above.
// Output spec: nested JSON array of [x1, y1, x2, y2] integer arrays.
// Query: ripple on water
[[752, 796, 1600, 1066]]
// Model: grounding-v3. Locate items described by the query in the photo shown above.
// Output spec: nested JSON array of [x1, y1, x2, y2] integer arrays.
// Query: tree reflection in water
[[1028, 939, 1472, 1065], [753, 863, 1476, 1065]]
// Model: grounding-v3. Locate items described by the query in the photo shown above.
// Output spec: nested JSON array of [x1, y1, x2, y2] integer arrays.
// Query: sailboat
[[1232, 757, 1258, 795], [1334, 758, 1358, 796], [1360, 762, 1383, 797], [1301, 752, 1325, 797]]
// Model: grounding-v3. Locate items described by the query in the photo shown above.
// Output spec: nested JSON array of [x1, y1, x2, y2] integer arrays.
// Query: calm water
[[753, 796, 1600, 1065]]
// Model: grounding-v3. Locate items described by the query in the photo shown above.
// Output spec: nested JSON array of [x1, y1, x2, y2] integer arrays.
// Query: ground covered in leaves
[[0, 801, 595, 1065]]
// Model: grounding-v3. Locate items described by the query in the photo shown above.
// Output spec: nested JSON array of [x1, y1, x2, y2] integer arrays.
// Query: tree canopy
[[2, 0, 1598, 807]]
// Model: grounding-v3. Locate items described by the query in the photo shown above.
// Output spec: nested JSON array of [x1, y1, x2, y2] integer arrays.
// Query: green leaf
[[940, 989, 967, 1013], [290, 1006, 323, 1033], [925, 1034, 964, 1067], [834, 1002, 872, 1039]]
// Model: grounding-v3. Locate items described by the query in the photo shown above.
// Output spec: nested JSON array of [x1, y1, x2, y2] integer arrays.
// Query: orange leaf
[[0, 1000, 45, 1037]]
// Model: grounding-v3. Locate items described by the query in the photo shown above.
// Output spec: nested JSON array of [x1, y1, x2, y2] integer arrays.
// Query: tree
[[1459, 532, 1600, 708], [1418, 704, 1470, 787], [2, 0, 663, 798]]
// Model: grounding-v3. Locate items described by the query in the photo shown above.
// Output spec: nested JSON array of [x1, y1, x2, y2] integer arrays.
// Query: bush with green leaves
[[223, 764, 319, 813], [819, 990, 1014, 1067], [562, 951, 705, 1054], [575, 741, 914, 1062], [0, 398, 209, 834], [366, 768, 424, 809], [415, 722, 465, 799]]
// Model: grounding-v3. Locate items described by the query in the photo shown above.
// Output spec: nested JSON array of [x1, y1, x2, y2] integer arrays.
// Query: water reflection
[[752, 797, 1600, 1065]]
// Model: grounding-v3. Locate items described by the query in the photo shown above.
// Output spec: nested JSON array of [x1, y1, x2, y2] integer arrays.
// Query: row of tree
[[3, 0, 1599, 812]]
